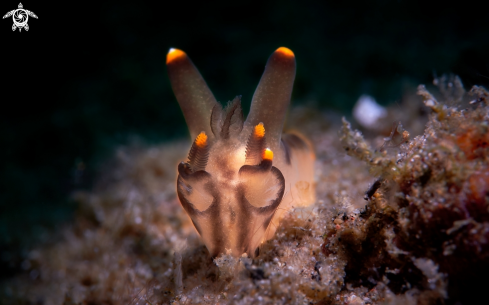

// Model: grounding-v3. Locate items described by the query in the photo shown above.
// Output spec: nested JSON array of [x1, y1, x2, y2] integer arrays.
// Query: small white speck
[[353, 95, 387, 128]]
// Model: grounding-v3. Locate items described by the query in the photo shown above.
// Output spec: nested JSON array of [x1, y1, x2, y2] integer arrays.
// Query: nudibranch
[[167, 47, 315, 257]]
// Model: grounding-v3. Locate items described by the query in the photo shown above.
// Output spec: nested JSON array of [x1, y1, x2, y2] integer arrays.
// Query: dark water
[[1, 0, 488, 282]]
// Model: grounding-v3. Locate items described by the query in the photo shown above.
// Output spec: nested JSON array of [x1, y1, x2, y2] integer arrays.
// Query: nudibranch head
[[168, 47, 314, 258]]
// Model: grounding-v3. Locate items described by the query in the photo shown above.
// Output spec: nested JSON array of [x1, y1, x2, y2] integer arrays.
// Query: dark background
[[1, 0, 488, 281]]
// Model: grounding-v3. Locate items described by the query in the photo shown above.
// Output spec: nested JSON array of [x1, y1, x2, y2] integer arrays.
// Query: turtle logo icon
[[3, 3, 37, 32]]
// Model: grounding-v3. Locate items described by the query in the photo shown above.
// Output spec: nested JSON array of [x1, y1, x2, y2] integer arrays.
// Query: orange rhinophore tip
[[166, 48, 187, 64], [254, 122, 265, 138], [262, 148, 273, 161], [275, 47, 294, 58], [195, 131, 208, 148]]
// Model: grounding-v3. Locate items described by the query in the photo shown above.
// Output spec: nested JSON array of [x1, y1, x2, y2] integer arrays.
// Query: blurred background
[[1, 0, 488, 282]]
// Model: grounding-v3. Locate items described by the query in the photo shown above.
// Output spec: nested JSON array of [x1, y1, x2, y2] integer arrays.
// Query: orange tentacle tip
[[262, 148, 273, 161], [166, 48, 187, 64], [254, 122, 265, 138], [275, 47, 295, 58], [195, 131, 208, 148]]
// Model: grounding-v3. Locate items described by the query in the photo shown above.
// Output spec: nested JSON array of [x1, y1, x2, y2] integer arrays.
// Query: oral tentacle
[[166, 48, 218, 139], [245, 47, 296, 151]]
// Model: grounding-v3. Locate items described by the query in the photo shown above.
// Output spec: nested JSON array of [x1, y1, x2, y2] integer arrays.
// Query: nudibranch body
[[167, 47, 315, 257]]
